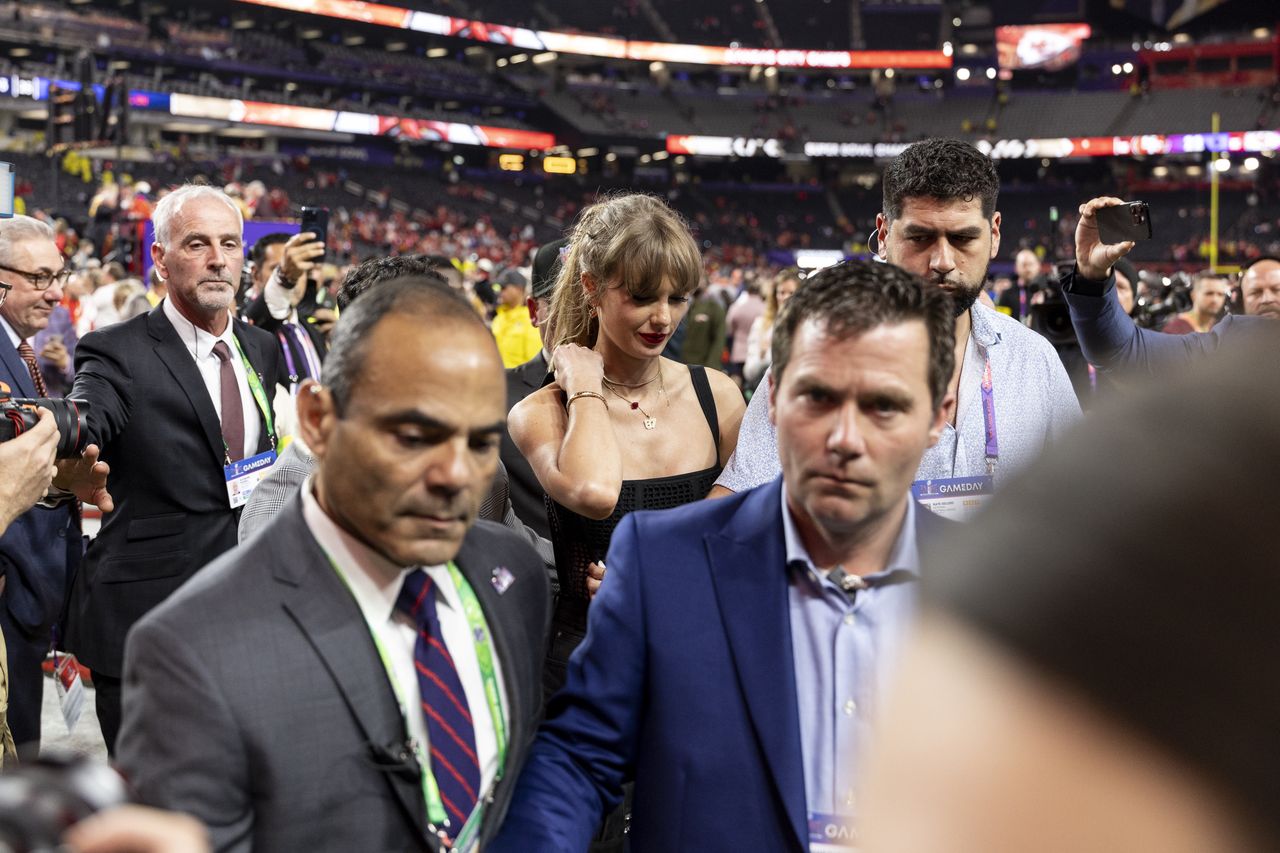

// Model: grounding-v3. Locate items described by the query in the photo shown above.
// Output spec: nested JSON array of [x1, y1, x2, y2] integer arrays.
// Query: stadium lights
[[1185, 165, 1203, 176], [533, 52, 557, 64], [509, 54, 528, 64], [639, 154, 652, 163], [386, 40, 407, 51], [985, 67, 996, 80], [605, 152, 618, 162], [577, 147, 599, 157], [496, 58, 508, 67], [1122, 62, 1134, 73], [1112, 64, 1123, 74], [942, 42, 953, 57], [232, 16, 255, 29], [1173, 33, 1191, 43], [956, 67, 970, 81], [952, 16, 962, 26], [299, 28, 323, 39], [1244, 157, 1260, 171], [961, 44, 979, 55], [650, 62, 665, 73], [675, 155, 687, 165], [1212, 157, 1231, 172], [1152, 165, 1169, 177], [884, 69, 895, 79], [426, 47, 449, 58], [653, 151, 670, 160], [1253, 27, 1271, 38], [342, 34, 365, 46], [9, 48, 30, 58]]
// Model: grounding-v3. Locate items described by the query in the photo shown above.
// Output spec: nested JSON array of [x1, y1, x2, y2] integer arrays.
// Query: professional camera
[[0, 387, 90, 459], [1133, 271, 1193, 329], [1028, 270, 1077, 347], [0, 756, 129, 851]]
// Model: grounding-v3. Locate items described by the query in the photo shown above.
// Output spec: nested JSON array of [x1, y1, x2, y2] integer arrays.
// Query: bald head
[[1241, 259, 1280, 320], [1014, 250, 1041, 284]]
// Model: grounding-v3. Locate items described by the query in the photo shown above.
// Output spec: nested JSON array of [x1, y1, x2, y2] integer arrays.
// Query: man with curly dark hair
[[714, 139, 1081, 521]]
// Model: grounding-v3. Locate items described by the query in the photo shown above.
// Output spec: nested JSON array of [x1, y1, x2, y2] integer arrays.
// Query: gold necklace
[[603, 365, 665, 429]]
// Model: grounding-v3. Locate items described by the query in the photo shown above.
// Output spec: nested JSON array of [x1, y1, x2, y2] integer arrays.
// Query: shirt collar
[[300, 476, 453, 622], [162, 296, 236, 361], [0, 315, 22, 348], [968, 302, 1002, 350], [781, 484, 919, 583]]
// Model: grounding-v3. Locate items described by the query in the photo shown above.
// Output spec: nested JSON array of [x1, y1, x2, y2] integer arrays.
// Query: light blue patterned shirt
[[784, 489, 918, 819], [717, 302, 1081, 493]]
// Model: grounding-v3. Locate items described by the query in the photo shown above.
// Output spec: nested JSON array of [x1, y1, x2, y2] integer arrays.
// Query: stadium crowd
[[0, 136, 1277, 853]]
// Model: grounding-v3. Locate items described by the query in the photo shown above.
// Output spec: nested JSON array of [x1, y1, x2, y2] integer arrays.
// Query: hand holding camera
[[0, 408, 58, 533]]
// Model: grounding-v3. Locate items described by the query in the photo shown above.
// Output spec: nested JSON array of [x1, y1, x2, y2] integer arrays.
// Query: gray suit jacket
[[118, 498, 552, 853]]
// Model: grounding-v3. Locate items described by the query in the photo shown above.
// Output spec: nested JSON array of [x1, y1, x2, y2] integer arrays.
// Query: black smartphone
[[1095, 201, 1152, 245], [299, 206, 330, 262]]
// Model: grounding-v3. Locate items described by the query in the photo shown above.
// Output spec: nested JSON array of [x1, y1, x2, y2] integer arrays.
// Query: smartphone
[[299, 206, 330, 262], [1095, 201, 1152, 245]]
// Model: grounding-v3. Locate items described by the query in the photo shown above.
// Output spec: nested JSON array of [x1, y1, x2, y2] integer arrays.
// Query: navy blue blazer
[[0, 332, 79, 634], [490, 477, 949, 852]]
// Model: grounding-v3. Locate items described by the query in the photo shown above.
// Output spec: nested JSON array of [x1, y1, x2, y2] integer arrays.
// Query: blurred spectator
[[1161, 271, 1231, 334], [997, 249, 1044, 323], [725, 278, 765, 386], [680, 278, 728, 370], [491, 268, 542, 369], [744, 268, 800, 388]]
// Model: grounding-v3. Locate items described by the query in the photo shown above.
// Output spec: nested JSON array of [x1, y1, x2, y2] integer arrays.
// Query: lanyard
[[979, 354, 998, 475], [276, 330, 299, 384], [323, 552, 507, 839], [225, 334, 276, 456]]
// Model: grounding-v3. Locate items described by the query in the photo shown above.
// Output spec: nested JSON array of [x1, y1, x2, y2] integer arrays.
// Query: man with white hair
[[63, 185, 287, 753]]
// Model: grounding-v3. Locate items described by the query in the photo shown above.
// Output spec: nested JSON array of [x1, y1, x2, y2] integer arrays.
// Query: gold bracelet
[[566, 390, 608, 410]]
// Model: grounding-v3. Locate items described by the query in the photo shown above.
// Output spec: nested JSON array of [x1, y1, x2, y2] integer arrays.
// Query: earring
[[589, 305, 597, 317]]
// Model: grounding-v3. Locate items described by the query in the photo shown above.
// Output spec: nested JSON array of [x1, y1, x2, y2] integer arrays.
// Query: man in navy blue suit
[[0, 216, 110, 756], [491, 259, 959, 852]]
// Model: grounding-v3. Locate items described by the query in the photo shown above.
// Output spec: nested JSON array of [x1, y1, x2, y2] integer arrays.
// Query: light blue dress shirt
[[783, 489, 919, 821]]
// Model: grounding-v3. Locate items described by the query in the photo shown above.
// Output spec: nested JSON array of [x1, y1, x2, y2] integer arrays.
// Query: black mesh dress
[[542, 364, 721, 696]]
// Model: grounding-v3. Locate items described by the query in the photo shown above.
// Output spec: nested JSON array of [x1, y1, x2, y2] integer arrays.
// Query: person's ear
[[527, 295, 541, 327], [928, 391, 956, 447], [296, 380, 337, 460], [989, 211, 1002, 260]]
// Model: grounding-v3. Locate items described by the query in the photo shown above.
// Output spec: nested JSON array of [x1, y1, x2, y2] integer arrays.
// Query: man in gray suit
[[117, 276, 552, 852]]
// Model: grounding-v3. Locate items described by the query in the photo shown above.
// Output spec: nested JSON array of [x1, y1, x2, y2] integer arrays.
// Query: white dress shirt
[[264, 270, 323, 384], [1, 314, 23, 350], [300, 478, 509, 812], [162, 297, 261, 458]]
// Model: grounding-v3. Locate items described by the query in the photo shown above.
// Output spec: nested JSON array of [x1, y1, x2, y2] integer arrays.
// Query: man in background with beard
[[711, 139, 1079, 520]]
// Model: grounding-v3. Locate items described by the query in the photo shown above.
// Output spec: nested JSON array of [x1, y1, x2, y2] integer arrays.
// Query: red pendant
[[630, 402, 639, 410]]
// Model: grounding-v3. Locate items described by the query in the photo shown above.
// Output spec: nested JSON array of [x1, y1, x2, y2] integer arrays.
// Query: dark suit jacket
[[243, 290, 327, 383], [63, 304, 286, 677], [117, 498, 551, 853], [0, 333, 79, 636], [502, 350, 550, 541], [490, 478, 950, 852]]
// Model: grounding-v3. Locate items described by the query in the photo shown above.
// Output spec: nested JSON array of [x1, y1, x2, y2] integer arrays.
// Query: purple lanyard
[[277, 330, 299, 382], [1018, 286, 1027, 318], [980, 355, 998, 475]]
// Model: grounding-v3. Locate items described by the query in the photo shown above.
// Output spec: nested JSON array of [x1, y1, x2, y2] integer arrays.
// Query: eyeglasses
[[0, 282, 9, 307], [0, 262, 72, 292]]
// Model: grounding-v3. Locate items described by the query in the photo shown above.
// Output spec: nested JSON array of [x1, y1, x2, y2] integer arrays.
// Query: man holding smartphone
[[245, 228, 329, 391], [1063, 196, 1276, 375]]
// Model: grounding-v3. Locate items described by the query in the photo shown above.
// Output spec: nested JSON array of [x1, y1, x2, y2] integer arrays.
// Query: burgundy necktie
[[211, 341, 245, 462], [16, 340, 47, 397]]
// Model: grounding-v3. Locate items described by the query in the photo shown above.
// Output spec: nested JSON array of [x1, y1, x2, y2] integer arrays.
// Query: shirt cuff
[[1060, 265, 1113, 299], [264, 268, 293, 320]]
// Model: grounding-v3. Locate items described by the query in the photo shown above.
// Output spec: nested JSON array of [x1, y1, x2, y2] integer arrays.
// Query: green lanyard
[[323, 551, 507, 840], [227, 333, 276, 452]]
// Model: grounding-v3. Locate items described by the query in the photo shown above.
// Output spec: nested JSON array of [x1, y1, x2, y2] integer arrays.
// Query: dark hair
[[772, 259, 956, 410], [249, 232, 292, 268], [322, 275, 484, 413], [335, 254, 446, 310], [882, 138, 1000, 223], [1192, 269, 1231, 290]]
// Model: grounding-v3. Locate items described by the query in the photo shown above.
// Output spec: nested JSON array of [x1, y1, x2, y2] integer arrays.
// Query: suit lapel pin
[[491, 566, 514, 595]]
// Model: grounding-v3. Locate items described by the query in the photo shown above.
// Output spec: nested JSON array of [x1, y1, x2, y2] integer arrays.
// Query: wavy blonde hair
[[547, 193, 702, 350]]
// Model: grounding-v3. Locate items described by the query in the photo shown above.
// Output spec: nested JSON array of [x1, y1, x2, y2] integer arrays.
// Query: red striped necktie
[[16, 340, 47, 396], [396, 569, 480, 833]]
